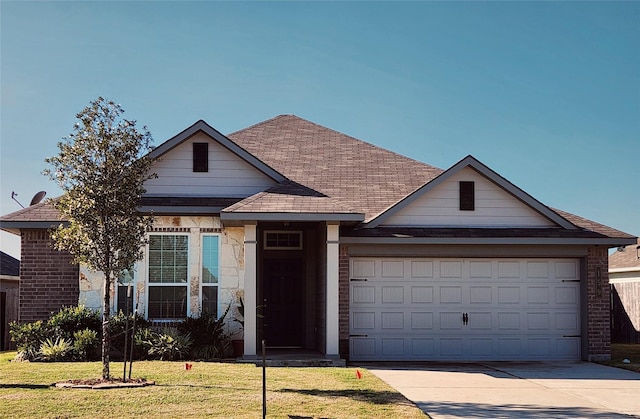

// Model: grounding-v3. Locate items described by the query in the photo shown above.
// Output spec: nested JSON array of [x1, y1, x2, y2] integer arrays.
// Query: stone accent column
[[243, 223, 257, 358], [325, 222, 340, 358]]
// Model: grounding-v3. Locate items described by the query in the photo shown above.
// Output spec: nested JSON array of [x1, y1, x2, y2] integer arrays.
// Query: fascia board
[[0, 221, 68, 231], [340, 236, 637, 246], [148, 120, 287, 183], [366, 155, 577, 230], [221, 212, 365, 222]]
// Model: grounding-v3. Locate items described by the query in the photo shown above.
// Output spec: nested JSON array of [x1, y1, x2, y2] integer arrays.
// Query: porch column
[[243, 222, 257, 358], [326, 222, 340, 358]]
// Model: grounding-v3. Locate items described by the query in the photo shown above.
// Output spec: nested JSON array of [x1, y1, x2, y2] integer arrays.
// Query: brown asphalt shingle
[[227, 115, 443, 222], [609, 238, 640, 270]]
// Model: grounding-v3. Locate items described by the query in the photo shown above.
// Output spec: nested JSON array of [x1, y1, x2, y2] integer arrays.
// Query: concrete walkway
[[364, 362, 640, 418]]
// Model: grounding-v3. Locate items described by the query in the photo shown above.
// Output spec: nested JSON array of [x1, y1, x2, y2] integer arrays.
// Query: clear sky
[[1, 1, 638, 259]]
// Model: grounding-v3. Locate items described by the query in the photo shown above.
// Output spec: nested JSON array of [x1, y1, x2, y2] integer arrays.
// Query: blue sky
[[1, 1, 638, 259]]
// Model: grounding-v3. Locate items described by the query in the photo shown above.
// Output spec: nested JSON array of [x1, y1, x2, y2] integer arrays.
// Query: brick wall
[[586, 246, 611, 361], [338, 244, 350, 357], [19, 229, 79, 323]]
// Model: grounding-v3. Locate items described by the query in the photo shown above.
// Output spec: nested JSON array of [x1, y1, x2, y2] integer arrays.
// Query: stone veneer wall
[[19, 229, 79, 323], [78, 216, 246, 337]]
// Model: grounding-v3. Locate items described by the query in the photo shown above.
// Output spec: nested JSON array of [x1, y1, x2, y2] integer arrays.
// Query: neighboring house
[[0, 251, 19, 292], [609, 238, 640, 343], [1, 251, 19, 350], [0, 115, 636, 362]]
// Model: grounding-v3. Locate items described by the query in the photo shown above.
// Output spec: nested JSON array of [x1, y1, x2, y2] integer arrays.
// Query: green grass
[[605, 343, 640, 373], [0, 352, 425, 418]]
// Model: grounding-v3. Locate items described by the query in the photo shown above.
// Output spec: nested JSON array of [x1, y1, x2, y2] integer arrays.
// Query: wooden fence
[[611, 282, 640, 344], [1, 289, 19, 350]]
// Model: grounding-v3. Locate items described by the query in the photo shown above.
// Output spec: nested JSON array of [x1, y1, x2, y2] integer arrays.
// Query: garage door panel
[[468, 312, 492, 330], [470, 286, 492, 303], [350, 257, 581, 361], [381, 312, 404, 329], [411, 312, 434, 329], [440, 286, 463, 303], [411, 261, 433, 278], [411, 286, 434, 303], [381, 286, 404, 303], [351, 285, 375, 303]]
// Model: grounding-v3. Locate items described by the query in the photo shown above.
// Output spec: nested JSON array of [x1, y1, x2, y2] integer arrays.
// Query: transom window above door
[[264, 231, 303, 250]]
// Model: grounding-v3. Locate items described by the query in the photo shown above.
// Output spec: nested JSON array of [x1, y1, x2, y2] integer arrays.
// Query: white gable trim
[[148, 120, 287, 183], [365, 155, 578, 230]]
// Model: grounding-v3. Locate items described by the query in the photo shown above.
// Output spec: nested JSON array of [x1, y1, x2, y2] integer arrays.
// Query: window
[[116, 269, 135, 315], [201, 235, 219, 316], [459, 181, 475, 211], [147, 235, 189, 319], [264, 231, 303, 250], [193, 142, 208, 172]]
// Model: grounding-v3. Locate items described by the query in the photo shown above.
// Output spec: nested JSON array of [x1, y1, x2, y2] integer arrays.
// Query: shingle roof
[[227, 115, 443, 222], [0, 114, 635, 243], [0, 251, 19, 276], [609, 238, 640, 270], [0, 200, 62, 222], [552, 208, 635, 240]]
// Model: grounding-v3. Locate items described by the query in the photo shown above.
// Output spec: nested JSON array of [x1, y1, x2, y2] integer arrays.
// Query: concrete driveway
[[364, 362, 640, 418]]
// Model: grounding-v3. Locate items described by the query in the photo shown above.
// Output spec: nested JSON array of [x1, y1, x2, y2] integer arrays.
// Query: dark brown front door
[[263, 258, 303, 347]]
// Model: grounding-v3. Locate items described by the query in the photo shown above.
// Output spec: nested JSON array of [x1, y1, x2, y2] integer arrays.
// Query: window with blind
[[201, 235, 219, 316], [147, 234, 189, 319]]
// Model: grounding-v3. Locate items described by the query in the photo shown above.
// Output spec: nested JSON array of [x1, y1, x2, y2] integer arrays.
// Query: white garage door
[[349, 258, 581, 361]]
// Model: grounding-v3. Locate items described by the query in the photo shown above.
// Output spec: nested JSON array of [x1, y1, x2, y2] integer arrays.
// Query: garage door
[[349, 258, 581, 361]]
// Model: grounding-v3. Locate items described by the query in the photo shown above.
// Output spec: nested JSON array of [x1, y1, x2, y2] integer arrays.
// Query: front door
[[263, 258, 304, 347]]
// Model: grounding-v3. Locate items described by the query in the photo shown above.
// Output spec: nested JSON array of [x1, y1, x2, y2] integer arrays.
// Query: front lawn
[[605, 343, 640, 373], [0, 352, 425, 418]]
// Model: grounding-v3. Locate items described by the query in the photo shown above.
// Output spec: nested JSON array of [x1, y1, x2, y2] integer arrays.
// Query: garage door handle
[[350, 278, 368, 282], [462, 313, 469, 325], [350, 334, 368, 338]]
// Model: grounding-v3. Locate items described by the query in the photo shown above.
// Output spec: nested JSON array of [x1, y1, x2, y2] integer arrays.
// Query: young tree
[[44, 97, 155, 379]]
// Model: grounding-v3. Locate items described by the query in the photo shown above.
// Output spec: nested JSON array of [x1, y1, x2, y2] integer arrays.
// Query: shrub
[[72, 328, 99, 361], [9, 320, 50, 361], [39, 337, 73, 362], [178, 305, 230, 360], [47, 306, 100, 341]]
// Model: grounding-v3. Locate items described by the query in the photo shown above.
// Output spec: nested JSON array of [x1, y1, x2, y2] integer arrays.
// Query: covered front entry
[[349, 257, 581, 361]]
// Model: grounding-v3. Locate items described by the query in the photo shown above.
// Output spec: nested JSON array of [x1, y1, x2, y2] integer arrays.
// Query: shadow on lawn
[[0, 383, 51, 389], [278, 388, 410, 406]]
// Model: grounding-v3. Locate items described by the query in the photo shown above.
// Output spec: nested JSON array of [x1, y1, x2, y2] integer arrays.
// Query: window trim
[[200, 233, 220, 317], [146, 233, 191, 320], [263, 230, 303, 250]]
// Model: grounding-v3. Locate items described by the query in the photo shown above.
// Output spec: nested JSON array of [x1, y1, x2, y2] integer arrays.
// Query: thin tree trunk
[[102, 272, 111, 379]]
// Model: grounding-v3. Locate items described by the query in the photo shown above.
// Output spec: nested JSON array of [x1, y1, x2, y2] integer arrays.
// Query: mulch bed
[[54, 378, 155, 389]]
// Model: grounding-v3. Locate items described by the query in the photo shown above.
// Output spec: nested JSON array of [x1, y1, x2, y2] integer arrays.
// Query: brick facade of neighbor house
[[338, 245, 350, 357], [19, 229, 79, 323], [587, 245, 611, 361]]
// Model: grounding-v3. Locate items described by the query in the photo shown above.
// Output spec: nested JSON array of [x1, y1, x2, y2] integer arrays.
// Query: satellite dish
[[29, 191, 46, 206]]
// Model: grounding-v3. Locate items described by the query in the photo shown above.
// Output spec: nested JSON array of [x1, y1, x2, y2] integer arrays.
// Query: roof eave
[[221, 212, 365, 222], [340, 236, 637, 246]]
